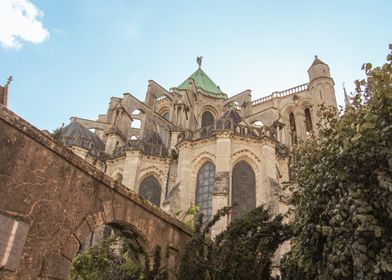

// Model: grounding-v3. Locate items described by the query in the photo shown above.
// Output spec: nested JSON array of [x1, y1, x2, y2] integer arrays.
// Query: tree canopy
[[281, 45, 392, 280]]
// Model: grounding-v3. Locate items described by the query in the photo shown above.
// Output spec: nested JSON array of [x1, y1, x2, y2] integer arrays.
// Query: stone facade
[[64, 56, 337, 236]]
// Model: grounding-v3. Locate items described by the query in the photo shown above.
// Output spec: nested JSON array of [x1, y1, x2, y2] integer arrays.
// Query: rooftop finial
[[315, 55, 318, 59], [6, 76, 12, 87], [197, 56, 203, 69]]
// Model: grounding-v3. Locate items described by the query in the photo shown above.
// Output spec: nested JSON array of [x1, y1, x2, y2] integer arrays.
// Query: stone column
[[295, 111, 307, 141], [211, 132, 231, 237], [122, 151, 141, 191], [259, 142, 277, 209], [170, 131, 181, 151], [174, 143, 193, 212], [105, 133, 123, 155]]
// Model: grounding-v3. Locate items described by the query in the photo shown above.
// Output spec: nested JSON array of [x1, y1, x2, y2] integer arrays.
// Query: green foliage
[[175, 204, 200, 230], [69, 235, 142, 280], [143, 246, 168, 280], [281, 46, 392, 280], [50, 124, 64, 142], [69, 233, 168, 280], [179, 206, 291, 280]]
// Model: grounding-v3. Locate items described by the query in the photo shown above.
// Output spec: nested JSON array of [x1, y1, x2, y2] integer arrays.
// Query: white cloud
[[0, 0, 49, 49]]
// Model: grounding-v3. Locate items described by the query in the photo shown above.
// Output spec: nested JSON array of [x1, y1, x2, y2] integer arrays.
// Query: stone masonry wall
[[0, 107, 191, 280]]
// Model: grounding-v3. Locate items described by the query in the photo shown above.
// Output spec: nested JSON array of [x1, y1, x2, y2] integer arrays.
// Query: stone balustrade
[[251, 83, 309, 106]]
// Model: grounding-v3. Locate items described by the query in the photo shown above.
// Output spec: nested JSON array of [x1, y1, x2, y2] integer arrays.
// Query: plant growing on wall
[[280, 45, 392, 280], [69, 231, 168, 280], [50, 124, 64, 142]]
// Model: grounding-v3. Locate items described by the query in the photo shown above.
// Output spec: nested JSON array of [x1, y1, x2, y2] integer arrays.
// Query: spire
[[343, 83, 350, 107], [309, 55, 327, 68], [308, 55, 330, 81], [6, 76, 12, 87]]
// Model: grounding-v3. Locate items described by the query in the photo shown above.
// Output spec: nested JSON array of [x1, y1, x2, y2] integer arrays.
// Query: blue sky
[[0, 0, 391, 131]]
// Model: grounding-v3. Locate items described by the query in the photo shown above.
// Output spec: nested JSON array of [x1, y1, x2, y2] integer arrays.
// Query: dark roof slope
[[62, 121, 105, 152]]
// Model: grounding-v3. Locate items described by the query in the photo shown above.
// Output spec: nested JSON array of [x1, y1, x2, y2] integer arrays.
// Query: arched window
[[162, 112, 170, 121], [304, 108, 313, 133], [201, 111, 214, 128], [289, 112, 297, 145], [232, 161, 256, 220], [196, 161, 215, 219], [139, 176, 161, 206]]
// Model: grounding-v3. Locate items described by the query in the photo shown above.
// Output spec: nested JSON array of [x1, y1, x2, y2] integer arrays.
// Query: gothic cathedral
[[61, 56, 337, 236]]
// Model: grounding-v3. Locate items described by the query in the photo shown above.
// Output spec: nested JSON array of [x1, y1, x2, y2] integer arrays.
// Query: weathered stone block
[[40, 253, 71, 280], [61, 234, 80, 261], [0, 213, 29, 272]]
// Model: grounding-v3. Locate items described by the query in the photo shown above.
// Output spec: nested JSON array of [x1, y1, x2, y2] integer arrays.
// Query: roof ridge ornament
[[197, 56, 203, 69], [6, 76, 13, 87]]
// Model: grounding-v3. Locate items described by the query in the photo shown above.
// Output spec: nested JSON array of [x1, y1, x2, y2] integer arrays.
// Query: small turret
[[307, 55, 337, 114], [307, 55, 331, 82]]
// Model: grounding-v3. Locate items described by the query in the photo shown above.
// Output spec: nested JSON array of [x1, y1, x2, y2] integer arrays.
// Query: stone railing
[[112, 139, 168, 158], [177, 120, 278, 143], [251, 83, 309, 106]]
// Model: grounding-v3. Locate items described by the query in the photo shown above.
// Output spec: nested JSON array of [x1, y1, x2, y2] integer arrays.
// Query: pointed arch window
[[232, 161, 256, 220], [139, 176, 161, 206], [304, 108, 313, 133], [289, 112, 297, 145], [201, 111, 214, 128], [196, 161, 215, 219], [162, 112, 170, 121]]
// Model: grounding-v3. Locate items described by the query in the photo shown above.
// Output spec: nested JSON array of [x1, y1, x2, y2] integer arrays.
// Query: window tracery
[[289, 112, 297, 144], [232, 160, 256, 219], [139, 176, 161, 206], [196, 161, 215, 219], [201, 111, 214, 128], [304, 107, 313, 133]]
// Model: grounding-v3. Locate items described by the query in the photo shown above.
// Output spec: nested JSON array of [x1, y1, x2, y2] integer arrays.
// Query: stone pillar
[[174, 143, 193, 212], [276, 126, 281, 142], [122, 151, 141, 191], [212, 172, 229, 237], [211, 132, 231, 237], [170, 131, 181, 151], [105, 133, 124, 155], [295, 112, 307, 141], [259, 142, 277, 209]]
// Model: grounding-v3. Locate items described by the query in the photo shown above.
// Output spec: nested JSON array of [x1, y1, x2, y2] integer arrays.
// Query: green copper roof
[[177, 68, 227, 99]]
